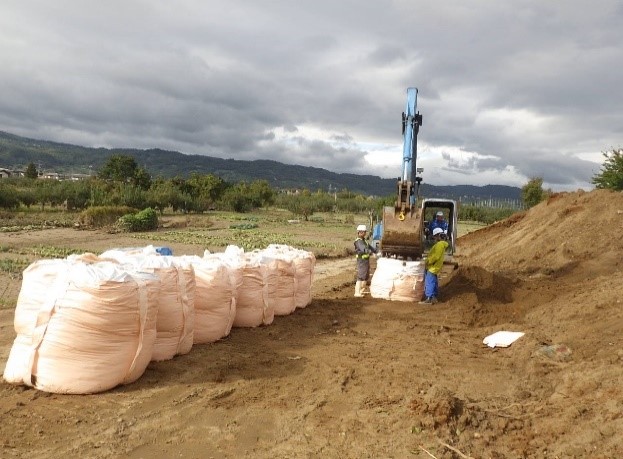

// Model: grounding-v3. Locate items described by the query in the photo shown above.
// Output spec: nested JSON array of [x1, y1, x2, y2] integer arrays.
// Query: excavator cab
[[378, 198, 457, 261], [421, 198, 458, 257]]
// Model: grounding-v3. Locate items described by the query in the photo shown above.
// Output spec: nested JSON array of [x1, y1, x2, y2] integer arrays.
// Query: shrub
[[116, 208, 159, 232], [592, 148, 623, 190], [0, 184, 20, 210], [78, 206, 136, 228], [229, 223, 259, 230]]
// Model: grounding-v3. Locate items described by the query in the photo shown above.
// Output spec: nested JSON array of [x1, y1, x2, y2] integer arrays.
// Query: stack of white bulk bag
[[266, 244, 315, 309], [100, 248, 195, 361], [179, 254, 236, 343], [3, 257, 160, 394], [370, 257, 425, 302]]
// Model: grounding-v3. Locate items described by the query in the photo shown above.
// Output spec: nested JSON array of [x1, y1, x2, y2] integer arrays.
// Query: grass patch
[[132, 228, 345, 254], [2, 245, 85, 258], [0, 258, 29, 275], [0, 210, 76, 230]]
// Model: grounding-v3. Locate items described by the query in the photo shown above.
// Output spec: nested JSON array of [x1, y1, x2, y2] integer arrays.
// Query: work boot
[[419, 297, 433, 304], [430, 296, 439, 304], [354, 281, 364, 297], [361, 281, 370, 296]]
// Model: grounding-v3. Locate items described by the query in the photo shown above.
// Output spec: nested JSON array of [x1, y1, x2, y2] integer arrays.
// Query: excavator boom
[[380, 87, 424, 259]]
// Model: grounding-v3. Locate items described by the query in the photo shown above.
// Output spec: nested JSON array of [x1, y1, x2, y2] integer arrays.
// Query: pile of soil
[[0, 189, 621, 458]]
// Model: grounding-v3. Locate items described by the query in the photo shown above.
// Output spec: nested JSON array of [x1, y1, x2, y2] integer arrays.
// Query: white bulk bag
[[262, 255, 296, 316], [208, 249, 244, 335], [294, 254, 315, 308], [232, 252, 270, 327], [292, 251, 315, 308], [181, 254, 236, 343], [155, 256, 195, 359], [100, 250, 195, 361], [370, 257, 425, 302], [214, 250, 244, 306], [265, 244, 315, 309], [3, 257, 160, 394], [175, 258, 197, 346]]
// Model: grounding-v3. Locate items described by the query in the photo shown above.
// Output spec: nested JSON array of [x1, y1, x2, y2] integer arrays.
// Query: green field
[[0, 209, 489, 266]]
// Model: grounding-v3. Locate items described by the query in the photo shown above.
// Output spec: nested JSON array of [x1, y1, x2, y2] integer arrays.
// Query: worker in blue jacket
[[428, 211, 449, 235]]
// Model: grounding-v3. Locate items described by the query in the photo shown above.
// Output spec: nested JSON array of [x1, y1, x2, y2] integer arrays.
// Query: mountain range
[[0, 130, 521, 201]]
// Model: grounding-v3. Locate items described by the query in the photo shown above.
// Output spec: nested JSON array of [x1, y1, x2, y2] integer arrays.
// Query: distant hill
[[0, 130, 521, 201]]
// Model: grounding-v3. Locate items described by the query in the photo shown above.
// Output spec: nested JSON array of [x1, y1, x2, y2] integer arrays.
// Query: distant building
[[41, 172, 60, 180], [68, 173, 91, 181], [0, 167, 90, 181]]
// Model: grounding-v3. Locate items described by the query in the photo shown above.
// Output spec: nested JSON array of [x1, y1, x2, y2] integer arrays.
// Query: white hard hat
[[357, 224, 367, 232], [432, 227, 444, 236], [436, 211, 444, 217]]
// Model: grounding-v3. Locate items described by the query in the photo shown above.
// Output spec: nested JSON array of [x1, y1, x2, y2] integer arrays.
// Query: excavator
[[374, 87, 458, 265]]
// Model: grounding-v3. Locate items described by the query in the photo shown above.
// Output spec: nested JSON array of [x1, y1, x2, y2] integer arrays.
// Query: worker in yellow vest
[[353, 224, 377, 297], [419, 227, 449, 304]]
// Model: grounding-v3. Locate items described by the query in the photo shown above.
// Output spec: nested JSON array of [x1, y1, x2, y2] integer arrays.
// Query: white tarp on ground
[[3, 256, 160, 394], [483, 331, 525, 348]]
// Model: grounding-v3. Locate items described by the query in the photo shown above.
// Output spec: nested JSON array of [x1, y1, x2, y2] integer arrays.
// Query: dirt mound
[[438, 189, 623, 455], [442, 266, 524, 327], [458, 189, 623, 276], [452, 189, 623, 346]]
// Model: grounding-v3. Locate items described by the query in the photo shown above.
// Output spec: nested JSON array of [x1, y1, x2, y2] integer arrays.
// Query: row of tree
[[2, 155, 392, 217], [8, 149, 621, 222]]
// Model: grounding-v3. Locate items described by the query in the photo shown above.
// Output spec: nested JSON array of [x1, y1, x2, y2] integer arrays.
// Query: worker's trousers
[[356, 259, 370, 281], [424, 270, 439, 299]]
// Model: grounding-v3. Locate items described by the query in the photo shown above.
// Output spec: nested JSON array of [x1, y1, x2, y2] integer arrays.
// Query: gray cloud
[[1, 0, 621, 190]]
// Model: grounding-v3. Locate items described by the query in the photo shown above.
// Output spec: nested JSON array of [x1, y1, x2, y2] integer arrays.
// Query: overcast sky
[[1, 1, 621, 190]]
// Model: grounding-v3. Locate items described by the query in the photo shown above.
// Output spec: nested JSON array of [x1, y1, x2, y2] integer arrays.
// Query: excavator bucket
[[380, 205, 424, 259]]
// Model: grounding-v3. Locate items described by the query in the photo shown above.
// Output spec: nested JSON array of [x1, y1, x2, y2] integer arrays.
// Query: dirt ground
[[1, 189, 622, 458]]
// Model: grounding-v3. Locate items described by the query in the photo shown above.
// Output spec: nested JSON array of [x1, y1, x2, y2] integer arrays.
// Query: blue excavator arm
[[376, 87, 425, 259], [400, 87, 423, 207]]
